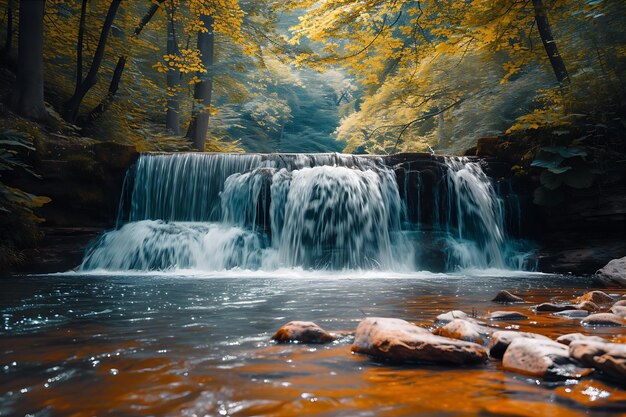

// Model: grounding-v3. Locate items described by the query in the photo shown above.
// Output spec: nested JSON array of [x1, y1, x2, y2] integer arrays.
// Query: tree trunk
[[75, 0, 88, 86], [186, 15, 215, 151], [87, 0, 163, 122], [62, 0, 121, 123], [166, 17, 181, 134], [532, 0, 570, 86], [0, 0, 14, 66], [437, 110, 445, 148], [10, 0, 47, 121]]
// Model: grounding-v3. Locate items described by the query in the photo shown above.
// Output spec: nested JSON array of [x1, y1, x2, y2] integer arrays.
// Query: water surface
[[1, 272, 625, 416]]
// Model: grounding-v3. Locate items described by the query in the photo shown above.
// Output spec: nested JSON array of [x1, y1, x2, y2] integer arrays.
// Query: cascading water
[[80, 153, 532, 272]]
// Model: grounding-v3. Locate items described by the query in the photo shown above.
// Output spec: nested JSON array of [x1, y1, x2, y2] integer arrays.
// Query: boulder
[[433, 319, 493, 345], [488, 311, 528, 321], [502, 338, 592, 380], [571, 290, 614, 305], [581, 313, 626, 327], [552, 309, 589, 319], [491, 290, 525, 303], [594, 256, 626, 287], [436, 310, 470, 323], [352, 317, 488, 365], [556, 333, 606, 346], [612, 299, 626, 308], [488, 330, 551, 359], [609, 305, 626, 318], [534, 301, 598, 312], [569, 340, 626, 383], [272, 321, 336, 344]]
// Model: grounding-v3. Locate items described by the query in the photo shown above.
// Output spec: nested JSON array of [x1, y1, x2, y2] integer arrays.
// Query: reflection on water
[[1, 273, 625, 416]]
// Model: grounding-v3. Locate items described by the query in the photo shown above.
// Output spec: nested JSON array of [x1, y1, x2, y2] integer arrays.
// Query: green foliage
[[532, 145, 596, 206]]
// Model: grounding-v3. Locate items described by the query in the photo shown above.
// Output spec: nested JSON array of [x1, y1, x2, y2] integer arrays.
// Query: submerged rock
[[535, 301, 598, 312], [488, 311, 528, 321], [610, 305, 626, 318], [491, 290, 524, 303], [272, 321, 336, 344], [571, 290, 614, 305], [594, 256, 626, 287], [488, 330, 551, 359], [581, 313, 626, 327], [556, 333, 606, 346], [433, 319, 493, 345], [436, 310, 470, 323], [352, 317, 488, 365], [569, 340, 626, 384], [502, 338, 592, 380], [552, 310, 589, 319]]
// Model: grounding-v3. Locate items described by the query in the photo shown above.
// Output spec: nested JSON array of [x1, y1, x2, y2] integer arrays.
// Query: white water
[[81, 153, 532, 273]]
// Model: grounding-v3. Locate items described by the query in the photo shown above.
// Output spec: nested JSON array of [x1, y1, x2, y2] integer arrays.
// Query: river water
[[2, 271, 625, 416]]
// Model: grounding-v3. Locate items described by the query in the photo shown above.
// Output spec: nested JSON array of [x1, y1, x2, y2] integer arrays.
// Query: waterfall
[[80, 152, 532, 272]]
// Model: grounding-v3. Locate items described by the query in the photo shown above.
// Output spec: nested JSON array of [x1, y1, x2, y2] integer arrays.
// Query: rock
[[436, 310, 470, 323], [491, 290, 524, 303], [488, 311, 528, 321], [488, 331, 552, 359], [503, 338, 592, 380], [594, 256, 626, 287], [272, 321, 336, 344], [556, 333, 606, 346], [571, 290, 614, 305], [534, 301, 598, 312], [569, 341, 626, 383], [552, 309, 589, 318], [581, 313, 626, 327], [433, 319, 494, 345], [352, 317, 488, 365], [610, 305, 626, 318]]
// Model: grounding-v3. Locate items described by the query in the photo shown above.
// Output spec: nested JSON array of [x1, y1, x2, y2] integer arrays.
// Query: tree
[[532, 0, 570, 86], [62, 0, 121, 123], [10, 0, 48, 121], [186, 14, 214, 150], [165, 2, 181, 134], [87, 0, 164, 123]]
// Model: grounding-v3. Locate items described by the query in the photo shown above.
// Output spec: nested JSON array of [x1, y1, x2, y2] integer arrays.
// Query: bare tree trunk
[[75, 0, 88, 86], [10, 0, 47, 121], [0, 0, 14, 67], [186, 15, 214, 151], [532, 0, 570, 86], [166, 15, 181, 134], [62, 0, 121, 123], [87, 0, 163, 122]]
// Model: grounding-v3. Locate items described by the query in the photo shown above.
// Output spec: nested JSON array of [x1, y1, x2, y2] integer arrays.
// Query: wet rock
[[488, 311, 528, 321], [352, 317, 488, 365], [488, 331, 551, 359], [556, 333, 606, 346], [594, 256, 626, 287], [436, 310, 470, 323], [272, 321, 336, 344], [433, 319, 494, 345], [569, 340, 626, 384], [502, 338, 592, 380], [552, 309, 589, 318], [610, 305, 626, 318], [581, 313, 626, 327], [534, 301, 598, 312], [491, 290, 524, 303], [571, 291, 614, 305]]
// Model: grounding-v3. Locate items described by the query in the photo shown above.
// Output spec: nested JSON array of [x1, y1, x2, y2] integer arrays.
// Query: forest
[[0, 0, 625, 269]]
